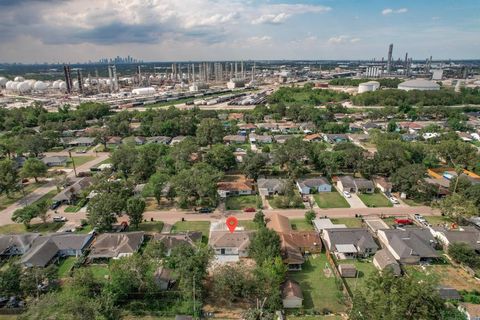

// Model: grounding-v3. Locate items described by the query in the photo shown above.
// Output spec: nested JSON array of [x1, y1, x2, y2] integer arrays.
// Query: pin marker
[[226, 216, 238, 233]]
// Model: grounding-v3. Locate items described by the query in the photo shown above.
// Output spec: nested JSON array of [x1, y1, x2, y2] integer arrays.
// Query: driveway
[[344, 193, 367, 208]]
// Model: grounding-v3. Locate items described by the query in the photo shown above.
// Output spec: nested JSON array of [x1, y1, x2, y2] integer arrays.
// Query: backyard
[[171, 221, 211, 243], [314, 191, 350, 209], [57, 257, 77, 278], [358, 193, 392, 208], [288, 254, 347, 313], [341, 259, 377, 294], [225, 195, 259, 210], [405, 264, 479, 291], [290, 218, 314, 231], [88, 264, 110, 282], [67, 156, 96, 167]]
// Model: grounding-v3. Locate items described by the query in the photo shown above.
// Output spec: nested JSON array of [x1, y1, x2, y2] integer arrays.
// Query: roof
[[267, 213, 292, 233], [296, 177, 330, 189], [217, 179, 253, 192], [438, 287, 461, 300], [154, 266, 174, 282], [435, 227, 480, 250], [336, 244, 358, 253], [21, 239, 58, 267], [460, 303, 480, 317], [153, 232, 202, 250], [146, 136, 172, 144], [257, 178, 287, 193], [373, 249, 401, 275], [380, 228, 438, 259], [0, 233, 39, 254], [338, 176, 374, 190], [41, 156, 69, 165], [324, 228, 378, 252], [52, 177, 93, 202], [304, 133, 322, 141], [209, 230, 253, 250], [338, 176, 356, 189], [398, 79, 440, 90], [282, 279, 303, 300], [223, 135, 246, 142], [89, 232, 145, 259], [68, 137, 95, 145]]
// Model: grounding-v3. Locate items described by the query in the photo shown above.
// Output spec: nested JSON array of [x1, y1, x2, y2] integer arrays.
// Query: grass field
[[290, 218, 314, 231], [0, 222, 64, 234], [269, 195, 305, 209], [57, 257, 77, 278], [31, 189, 58, 205], [403, 198, 427, 206], [88, 264, 110, 282], [358, 193, 392, 208], [314, 192, 350, 208], [288, 254, 347, 313], [75, 224, 93, 234], [67, 156, 95, 167], [342, 259, 377, 293], [0, 181, 46, 210], [136, 221, 164, 232], [225, 195, 258, 210], [238, 220, 259, 230], [405, 264, 479, 291], [330, 217, 363, 228], [172, 221, 210, 243], [425, 215, 452, 226]]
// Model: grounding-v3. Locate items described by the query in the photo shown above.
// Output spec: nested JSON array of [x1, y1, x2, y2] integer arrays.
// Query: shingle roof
[[324, 228, 378, 252], [209, 230, 253, 250], [153, 232, 202, 250], [373, 249, 401, 275], [267, 213, 292, 233], [381, 228, 438, 259], [0, 233, 39, 255], [282, 279, 303, 300], [89, 232, 145, 259]]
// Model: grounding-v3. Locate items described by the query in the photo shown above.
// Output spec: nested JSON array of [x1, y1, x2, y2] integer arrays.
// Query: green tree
[[20, 158, 48, 183], [305, 210, 316, 225], [20, 265, 58, 298], [212, 262, 254, 306], [196, 118, 225, 146], [253, 210, 265, 227], [12, 205, 38, 227], [146, 172, 169, 205], [448, 242, 480, 269], [143, 240, 166, 260], [0, 158, 18, 197], [437, 193, 478, 222], [110, 144, 138, 178], [273, 137, 309, 178], [241, 151, 268, 180], [249, 227, 282, 264], [126, 196, 146, 229], [391, 164, 426, 197], [205, 144, 236, 171], [0, 260, 22, 297], [253, 257, 287, 311]]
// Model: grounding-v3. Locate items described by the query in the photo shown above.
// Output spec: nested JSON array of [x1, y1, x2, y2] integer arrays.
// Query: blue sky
[[0, 0, 478, 63]]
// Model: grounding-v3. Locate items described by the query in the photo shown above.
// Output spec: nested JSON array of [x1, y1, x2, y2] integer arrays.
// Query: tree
[[0, 158, 18, 197], [205, 144, 236, 171], [12, 205, 38, 227], [448, 242, 480, 269], [110, 144, 138, 178], [126, 196, 146, 229], [20, 265, 58, 298], [0, 260, 22, 297], [146, 172, 169, 205], [253, 257, 287, 311], [212, 262, 254, 306], [249, 227, 282, 264], [143, 240, 166, 260], [387, 120, 397, 132], [93, 128, 109, 150], [350, 270, 454, 320], [305, 210, 316, 225], [196, 118, 225, 146], [35, 199, 51, 224], [391, 164, 426, 197], [437, 193, 478, 222], [273, 137, 310, 178], [20, 158, 48, 183], [253, 210, 265, 227], [241, 152, 268, 180]]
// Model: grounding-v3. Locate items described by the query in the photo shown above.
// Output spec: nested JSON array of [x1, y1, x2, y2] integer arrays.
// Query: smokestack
[[76, 69, 83, 94], [387, 43, 393, 74]]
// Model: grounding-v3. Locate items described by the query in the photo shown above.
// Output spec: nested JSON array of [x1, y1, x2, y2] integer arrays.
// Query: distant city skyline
[[0, 0, 479, 63]]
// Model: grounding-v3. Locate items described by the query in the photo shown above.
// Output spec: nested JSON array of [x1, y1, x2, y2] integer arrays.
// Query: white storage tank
[[132, 87, 156, 95], [0, 77, 8, 87], [397, 79, 440, 91], [34, 81, 48, 91], [58, 81, 67, 90], [358, 81, 380, 93], [5, 81, 16, 90], [14, 76, 25, 82], [17, 81, 32, 92]]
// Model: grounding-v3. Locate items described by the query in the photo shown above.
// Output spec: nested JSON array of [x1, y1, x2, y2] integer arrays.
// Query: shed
[[282, 279, 303, 308], [338, 264, 357, 278]]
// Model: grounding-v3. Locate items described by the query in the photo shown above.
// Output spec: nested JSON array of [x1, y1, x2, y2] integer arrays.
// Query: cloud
[[252, 4, 331, 25], [382, 8, 408, 15], [327, 35, 360, 45], [248, 36, 272, 42], [252, 13, 290, 25]]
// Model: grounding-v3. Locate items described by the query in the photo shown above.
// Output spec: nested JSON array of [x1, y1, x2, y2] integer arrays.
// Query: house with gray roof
[[373, 249, 401, 275], [89, 232, 145, 260], [337, 176, 375, 193], [147, 136, 172, 145], [322, 228, 378, 259], [296, 177, 331, 194], [0, 234, 40, 257], [257, 178, 287, 196], [223, 135, 246, 144], [170, 136, 187, 145], [322, 133, 349, 144], [52, 177, 93, 205], [377, 228, 438, 264], [68, 137, 95, 147], [21, 233, 94, 267], [249, 134, 273, 144], [152, 232, 202, 256], [41, 156, 69, 167], [431, 226, 480, 251]]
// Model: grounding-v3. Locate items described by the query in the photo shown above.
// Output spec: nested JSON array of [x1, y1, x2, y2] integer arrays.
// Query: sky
[[0, 0, 479, 63]]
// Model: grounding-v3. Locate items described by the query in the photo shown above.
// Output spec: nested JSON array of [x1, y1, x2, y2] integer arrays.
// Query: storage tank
[[17, 81, 32, 92], [14, 76, 25, 82], [34, 81, 48, 91], [398, 79, 440, 91], [132, 87, 156, 95], [58, 81, 67, 90], [0, 77, 8, 87], [358, 81, 380, 93], [6, 81, 19, 90], [52, 80, 61, 89]]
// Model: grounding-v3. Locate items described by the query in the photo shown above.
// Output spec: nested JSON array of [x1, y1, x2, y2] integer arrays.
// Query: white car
[[343, 191, 351, 198], [389, 196, 399, 204], [53, 216, 67, 222]]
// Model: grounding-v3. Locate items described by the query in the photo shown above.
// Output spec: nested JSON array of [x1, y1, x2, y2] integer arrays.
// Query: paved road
[[0, 153, 110, 226]]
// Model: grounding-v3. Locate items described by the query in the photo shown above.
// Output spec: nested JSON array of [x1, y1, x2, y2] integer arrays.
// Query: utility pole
[[68, 150, 77, 177]]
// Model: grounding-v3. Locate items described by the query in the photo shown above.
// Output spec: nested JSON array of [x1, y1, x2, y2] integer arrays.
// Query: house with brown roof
[[374, 177, 392, 193], [152, 232, 202, 256], [303, 133, 322, 142], [223, 135, 246, 144], [373, 249, 401, 275], [217, 176, 255, 198], [209, 229, 253, 258], [89, 232, 145, 260], [282, 279, 303, 308]]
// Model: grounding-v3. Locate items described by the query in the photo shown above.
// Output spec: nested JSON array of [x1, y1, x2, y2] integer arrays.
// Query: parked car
[[343, 191, 351, 198], [413, 213, 426, 223], [50, 201, 61, 210], [389, 196, 399, 204], [76, 149, 87, 154], [197, 207, 212, 213], [394, 218, 413, 225], [53, 216, 67, 222], [244, 207, 256, 212]]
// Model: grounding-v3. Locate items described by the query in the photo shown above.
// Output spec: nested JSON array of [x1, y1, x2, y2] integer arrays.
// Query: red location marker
[[226, 216, 238, 233]]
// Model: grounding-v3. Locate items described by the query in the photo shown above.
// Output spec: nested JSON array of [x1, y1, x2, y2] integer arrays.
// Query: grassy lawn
[[57, 257, 77, 278], [269, 195, 305, 209], [31, 189, 58, 205], [238, 220, 259, 230], [92, 157, 112, 167], [136, 221, 164, 232], [0, 222, 64, 234], [172, 221, 211, 243], [314, 192, 350, 208], [88, 264, 110, 282], [225, 195, 258, 210], [75, 224, 93, 234], [67, 156, 95, 167], [405, 264, 479, 291], [0, 181, 46, 210], [64, 205, 81, 213], [291, 218, 314, 231], [358, 193, 392, 208], [330, 218, 363, 228], [424, 215, 451, 226], [403, 198, 427, 206], [342, 259, 377, 293], [288, 254, 347, 313], [288, 316, 342, 320]]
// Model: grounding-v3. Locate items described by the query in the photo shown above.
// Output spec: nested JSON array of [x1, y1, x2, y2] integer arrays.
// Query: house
[[0, 234, 39, 257], [107, 136, 122, 145], [21, 233, 94, 267], [362, 122, 381, 131], [349, 123, 363, 132], [154, 266, 174, 290], [337, 176, 375, 193], [303, 133, 322, 142], [273, 135, 291, 144], [238, 123, 257, 132], [89, 232, 145, 260], [278, 123, 298, 133], [401, 133, 419, 142], [175, 316, 193, 320], [257, 178, 287, 196], [228, 113, 244, 121], [338, 264, 357, 278], [170, 136, 187, 145], [41, 156, 69, 167], [223, 135, 246, 144], [373, 249, 401, 275], [282, 279, 303, 308], [459, 303, 480, 320], [374, 177, 392, 193], [147, 136, 172, 145], [217, 176, 255, 197], [51, 177, 93, 205], [209, 229, 253, 258], [323, 133, 349, 144], [430, 226, 480, 251], [233, 149, 247, 163], [123, 136, 146, 145], [296, 177, 331, 194], [68, 137, 95, 147], [377, 228, 438, 264], [312, 218, 346, 234], [152, 232, 202, 256], [323, 228, 378, 259], [249, 133, 272, 144]]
